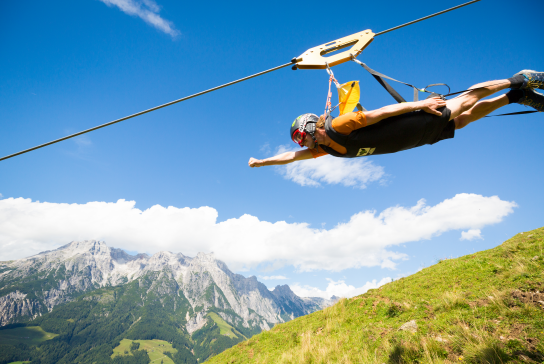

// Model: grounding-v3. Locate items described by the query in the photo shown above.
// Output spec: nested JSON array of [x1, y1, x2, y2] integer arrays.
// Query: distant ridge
[[0, 240, 336, 363], [0, 240, 335, 329]]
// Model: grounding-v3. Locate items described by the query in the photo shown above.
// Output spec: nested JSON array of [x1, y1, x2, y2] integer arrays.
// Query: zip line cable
[[0, 62, 293, 162], [374, 0, 480, 36], [0, 0, 480, 162]]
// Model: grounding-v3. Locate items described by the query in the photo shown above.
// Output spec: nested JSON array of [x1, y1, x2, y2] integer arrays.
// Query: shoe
[[518, 88, 544, 112], [515, 70, 544, 90]]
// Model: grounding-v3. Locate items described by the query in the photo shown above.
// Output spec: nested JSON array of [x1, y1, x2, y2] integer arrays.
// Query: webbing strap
[[324, 63, 341, 115], [351, 57, 450, 103], [325, 63, 341, 89], [484, 110, 538, 117], [423, 83, 451, 95], [350, 60, 537, 119], [443, 81, 508, 98], [352, 60, 407, 103]]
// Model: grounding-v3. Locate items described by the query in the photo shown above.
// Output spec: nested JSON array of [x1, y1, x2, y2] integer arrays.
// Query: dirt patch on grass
[[424, 304, 435, 318], [357, 298, 368, 307], [372, 296, 391, 308], [524, 337, 539, 352], [509, 323, 527, 338], [470, 296, 494, 307], [447, 353, 460, 362], [380, 329, 391, 338], [511, 290, 544, 308]]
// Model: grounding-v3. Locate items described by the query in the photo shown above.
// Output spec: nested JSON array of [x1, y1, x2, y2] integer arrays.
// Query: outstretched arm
[[364, 97, 447, 126], [248, 149, 314, 168]]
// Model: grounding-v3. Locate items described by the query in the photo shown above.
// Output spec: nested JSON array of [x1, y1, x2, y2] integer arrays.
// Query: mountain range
[[0, 240, 335, 363]]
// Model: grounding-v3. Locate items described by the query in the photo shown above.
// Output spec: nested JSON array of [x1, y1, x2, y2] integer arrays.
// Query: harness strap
[[351, 58, 407, 103], [437, 81, 539, 116], [443, 81, 511, 98], [484, 110, 538, 117], [423, 83, 451, 95], [356, 103, 367, 112], [325, 60, 533, 119], [349, 60, 537, 118], [324, 63, 341, 114], [325, 63, 341, 88], [351, 56, 450, 103], [325, 75, 334, 114]]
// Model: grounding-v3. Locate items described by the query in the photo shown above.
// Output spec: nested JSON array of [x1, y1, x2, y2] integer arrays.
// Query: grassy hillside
[[208, 312, 247, 339], [208, 227, 544, 363], [112, 339, 177, 363]]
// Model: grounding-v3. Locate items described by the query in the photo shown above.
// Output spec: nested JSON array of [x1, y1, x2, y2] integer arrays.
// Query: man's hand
[[248, 157, 264, 167], [418, 97, 447, 116]]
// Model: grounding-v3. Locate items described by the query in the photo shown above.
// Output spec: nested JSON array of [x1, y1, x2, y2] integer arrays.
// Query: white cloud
[[0, 193, 3, 198], [0, 193, 516, 271], [74, 135, 92, 147], [260, 275, 288, 280], [259, 143, 271, 155], [291, 277, 392, 299], [99, 0, 180, 38], [275, 145, 385, 188], [460, 228, 483, 241]]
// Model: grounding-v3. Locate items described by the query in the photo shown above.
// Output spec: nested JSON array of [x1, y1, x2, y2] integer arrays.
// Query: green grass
[[207, 227, 544, 364], [7, 362, 31, 364], [208, 312, 246, 339], [111, 339, 178, 363], [0, 326, 58, 346]]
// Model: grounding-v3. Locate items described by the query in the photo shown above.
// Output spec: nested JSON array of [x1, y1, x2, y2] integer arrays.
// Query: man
[[248, 71, 543, 167]]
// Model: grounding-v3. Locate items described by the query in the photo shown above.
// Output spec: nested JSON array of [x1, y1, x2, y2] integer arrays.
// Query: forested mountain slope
[[0, 241, 334, 363]]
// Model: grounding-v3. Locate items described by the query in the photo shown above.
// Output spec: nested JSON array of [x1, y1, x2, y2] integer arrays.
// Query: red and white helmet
[[290, 113, 318, 147]]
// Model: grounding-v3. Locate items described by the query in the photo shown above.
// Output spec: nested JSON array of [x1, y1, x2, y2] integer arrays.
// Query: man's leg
[[453, 94, 508, 129], [445, 71, 544, 121], [446, 79, 514, 121], [454, 85, 544, 129]]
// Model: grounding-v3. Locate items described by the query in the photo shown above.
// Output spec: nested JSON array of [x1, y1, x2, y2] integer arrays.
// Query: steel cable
[[0, 62, 293, 162]]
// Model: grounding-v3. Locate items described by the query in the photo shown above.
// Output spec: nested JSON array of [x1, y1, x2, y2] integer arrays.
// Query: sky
[[1, 0, 543, 300]]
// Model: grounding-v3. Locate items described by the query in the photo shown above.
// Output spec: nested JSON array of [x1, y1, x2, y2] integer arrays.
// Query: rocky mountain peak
[[0, 241, 334, 331], [272, 284, 296, 298], [109, 247, 138, 263], [67, 240, 108, 253], [195, 251, 216, 262]]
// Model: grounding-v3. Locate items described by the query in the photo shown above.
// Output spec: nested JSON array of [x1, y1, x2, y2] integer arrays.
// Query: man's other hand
[[419, 97, 447, 116], [248, 157, 264, 167]]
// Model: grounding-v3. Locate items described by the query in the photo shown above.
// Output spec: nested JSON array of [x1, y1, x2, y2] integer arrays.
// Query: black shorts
[[353, 106, 456, 156], [432, 108, 455, 144]]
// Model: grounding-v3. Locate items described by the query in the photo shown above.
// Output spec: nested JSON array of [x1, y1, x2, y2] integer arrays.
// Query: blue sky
[[1, 0, 543, 299]]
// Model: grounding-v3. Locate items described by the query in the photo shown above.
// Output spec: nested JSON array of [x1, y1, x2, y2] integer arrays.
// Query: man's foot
[[518, 88, 544, 111], [515, 70, 544, 90]]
